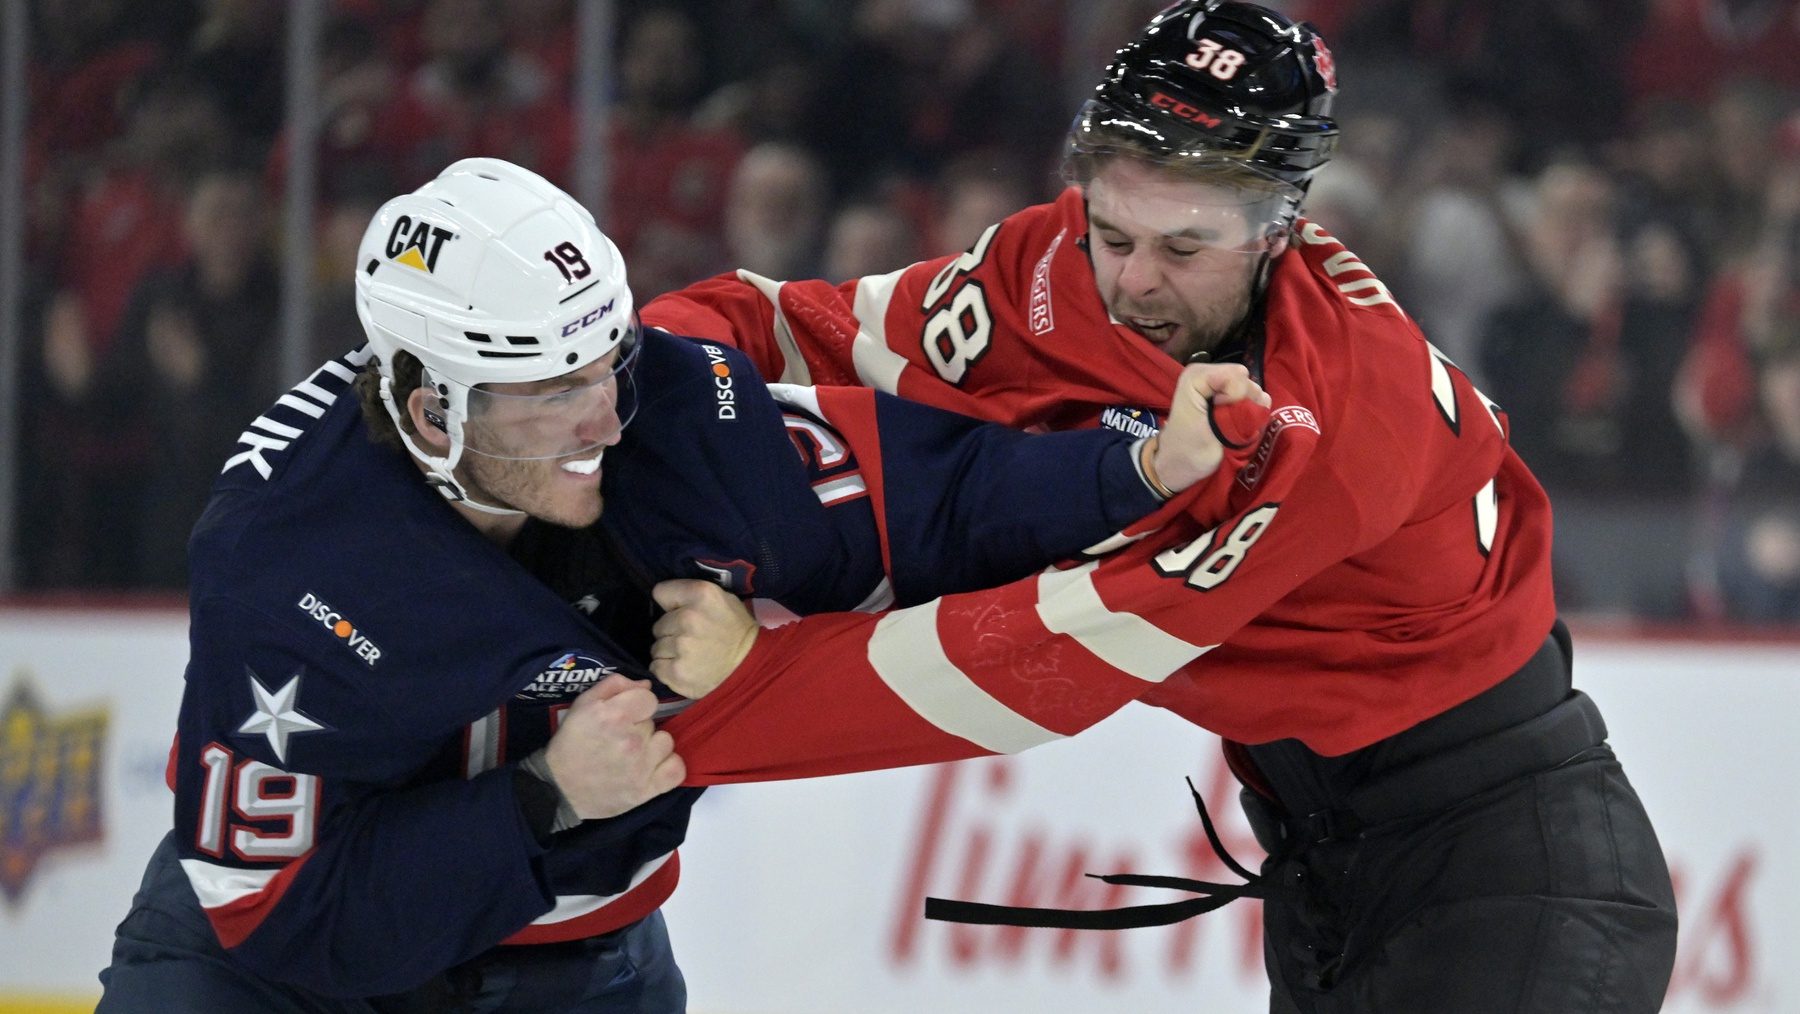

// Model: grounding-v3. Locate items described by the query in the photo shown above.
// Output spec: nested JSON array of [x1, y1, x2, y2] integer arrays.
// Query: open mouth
[[560, 451, 603, 476], [1127, 316, 1179, 343]]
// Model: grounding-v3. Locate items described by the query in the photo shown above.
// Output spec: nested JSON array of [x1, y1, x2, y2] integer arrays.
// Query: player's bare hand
[[1151, 363, 1271, 492], [543, 674, 685, 819], [650, 579, 758, 699]]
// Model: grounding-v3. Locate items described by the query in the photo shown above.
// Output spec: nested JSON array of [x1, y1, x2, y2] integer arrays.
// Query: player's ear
[[405, 388, 451, 452], [1267, 228, 1291, 258]]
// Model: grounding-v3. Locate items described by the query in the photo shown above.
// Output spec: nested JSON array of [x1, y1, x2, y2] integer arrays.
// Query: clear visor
[[1066, 98, 1314, 204], [1080, 155, 1296, 267], [432, 327, 642, 461]]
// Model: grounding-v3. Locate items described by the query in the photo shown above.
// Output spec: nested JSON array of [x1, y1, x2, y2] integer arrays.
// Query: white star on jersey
[[238, 668, 324, 764]]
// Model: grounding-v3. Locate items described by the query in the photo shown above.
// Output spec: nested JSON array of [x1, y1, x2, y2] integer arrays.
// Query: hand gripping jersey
[[173, 327, 1165, 996], [643, 187, 1559, 779]]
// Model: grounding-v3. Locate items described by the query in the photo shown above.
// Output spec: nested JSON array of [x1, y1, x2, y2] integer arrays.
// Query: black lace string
[[922, 777, 1271, 931]]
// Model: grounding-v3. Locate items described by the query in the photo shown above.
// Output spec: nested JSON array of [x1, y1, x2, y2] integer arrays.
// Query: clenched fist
[[650, 579, 759, 699], [542, 674, 686, 819], [1149, 362, 1271, 493]]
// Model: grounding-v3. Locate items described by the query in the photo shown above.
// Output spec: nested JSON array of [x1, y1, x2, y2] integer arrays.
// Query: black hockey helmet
[[1069, 0, 1341, 193]]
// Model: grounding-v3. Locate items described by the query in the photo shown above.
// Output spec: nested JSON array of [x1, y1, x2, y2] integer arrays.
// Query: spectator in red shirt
[[604, 6, 745, 295], [1628, 0, 1800, 105], [101, 166, 282, 588], [27, 70, 231, 587], [371, 0, 574, 187], [607, 8, 744, 243], [1678, 138, 1800, 619]]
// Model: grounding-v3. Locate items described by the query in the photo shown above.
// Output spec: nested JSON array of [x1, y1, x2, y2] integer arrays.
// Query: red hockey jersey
[[647, 187, 1558, 772]]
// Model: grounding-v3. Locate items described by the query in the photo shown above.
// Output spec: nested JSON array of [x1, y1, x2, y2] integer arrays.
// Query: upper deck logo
[[0, 673, 107, 906]]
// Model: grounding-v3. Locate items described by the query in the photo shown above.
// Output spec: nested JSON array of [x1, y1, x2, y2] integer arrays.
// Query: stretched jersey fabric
[[644, 187, 1559, 778], [597, 333, 1165, 615], [169, 327, 1163, 997]]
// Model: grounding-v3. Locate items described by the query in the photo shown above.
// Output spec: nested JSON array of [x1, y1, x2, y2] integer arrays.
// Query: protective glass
[[1081, 159, 1295, 270], [437, 325, 642, 461], [1067, 94, 1335, 190]]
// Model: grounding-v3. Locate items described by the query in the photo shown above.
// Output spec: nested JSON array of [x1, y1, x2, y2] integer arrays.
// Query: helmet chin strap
[[378, 375, 525, 517], [1240, 213, 1292, 312]]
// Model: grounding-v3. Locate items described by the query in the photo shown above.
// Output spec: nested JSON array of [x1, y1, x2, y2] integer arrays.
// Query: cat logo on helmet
[[384, 214, 456, 274]]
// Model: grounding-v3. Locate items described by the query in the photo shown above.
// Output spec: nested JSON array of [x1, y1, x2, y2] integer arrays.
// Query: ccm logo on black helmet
[[386, 215, 456, 274], [1150, 92, 1223, 129]]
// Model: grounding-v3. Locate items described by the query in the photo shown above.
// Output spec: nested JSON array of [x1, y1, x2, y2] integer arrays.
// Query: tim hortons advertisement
[[666, 636, 1789, 1014], [0, 608, 1791, 1012]]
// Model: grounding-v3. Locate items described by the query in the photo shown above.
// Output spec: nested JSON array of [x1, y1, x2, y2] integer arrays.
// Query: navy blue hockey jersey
[[168, 329, 1160, 997], [173, 349, 695, 996]]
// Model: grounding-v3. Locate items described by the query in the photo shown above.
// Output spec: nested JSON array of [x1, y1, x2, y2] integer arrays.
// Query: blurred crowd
[[10, 0, 1800, 624]]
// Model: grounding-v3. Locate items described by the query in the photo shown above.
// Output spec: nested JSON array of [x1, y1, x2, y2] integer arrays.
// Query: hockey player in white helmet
[[97, 158, 693, 1012], [97, 156, 1267, 1012], [356, 157, 642, 534]]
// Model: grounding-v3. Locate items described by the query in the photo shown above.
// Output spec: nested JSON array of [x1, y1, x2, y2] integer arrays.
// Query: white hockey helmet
[[354, 158, 639, 509]]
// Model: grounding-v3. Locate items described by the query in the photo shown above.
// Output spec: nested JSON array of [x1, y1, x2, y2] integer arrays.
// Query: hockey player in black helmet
[[1060, 0, 1346, 364], [1068, 0, 1341, 198], [642, 3, 1679, 1012]]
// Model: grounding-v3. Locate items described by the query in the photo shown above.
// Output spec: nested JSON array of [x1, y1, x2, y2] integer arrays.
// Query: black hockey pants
[[1240, 620, 1678, 1014]]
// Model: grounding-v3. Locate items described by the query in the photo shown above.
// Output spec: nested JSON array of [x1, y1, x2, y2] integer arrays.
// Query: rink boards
[[0, 607, 1789, 1013]]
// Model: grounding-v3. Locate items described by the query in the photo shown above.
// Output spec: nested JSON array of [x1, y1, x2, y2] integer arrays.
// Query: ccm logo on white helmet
[[297, 592, 383, 667], [560, 298, 616, 337], [386, 215, 456, 274]]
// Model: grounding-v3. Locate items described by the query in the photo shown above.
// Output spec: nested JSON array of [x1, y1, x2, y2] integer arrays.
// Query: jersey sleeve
[[637, 270, 861, 388], [640, 198, 1090, 424], [639, 260, 964, 401], [598, 332, 889, 615], [775, 383, 1166, 606], [659, 401, 1328, 783], [644, 194, 1179, 434], [606, 331, 1173, 619]]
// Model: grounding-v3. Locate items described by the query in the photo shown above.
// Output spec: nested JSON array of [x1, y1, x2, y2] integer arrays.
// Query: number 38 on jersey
[[1153, 503, 1280, 590], [919, 225, 999, 385]]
